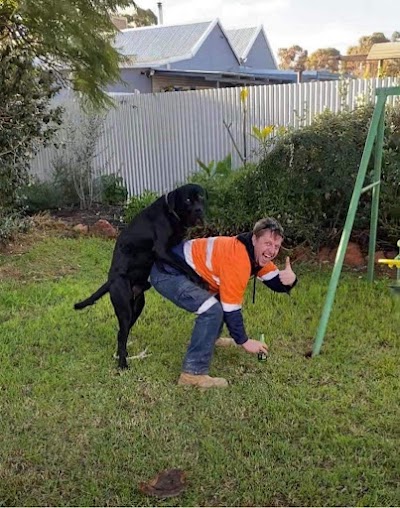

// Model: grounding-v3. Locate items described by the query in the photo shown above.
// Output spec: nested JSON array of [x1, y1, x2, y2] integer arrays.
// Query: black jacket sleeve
[[223, 309, 248, 345], [262, 273, 298, 293]]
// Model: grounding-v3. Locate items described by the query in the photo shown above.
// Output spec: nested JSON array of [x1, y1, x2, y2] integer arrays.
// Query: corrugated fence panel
[[29, 77, 400, 196]]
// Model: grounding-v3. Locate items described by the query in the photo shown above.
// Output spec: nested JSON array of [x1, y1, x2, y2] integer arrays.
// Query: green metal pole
[[312, 94, 387, 357], [367, 106, 385, 282]]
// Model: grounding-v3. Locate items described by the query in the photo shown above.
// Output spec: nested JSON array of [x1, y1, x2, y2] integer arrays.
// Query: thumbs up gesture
[[279, 257, 296, 286]]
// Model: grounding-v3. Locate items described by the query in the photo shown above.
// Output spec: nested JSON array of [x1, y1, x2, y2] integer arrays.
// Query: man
[[150, 217, 297, 388]]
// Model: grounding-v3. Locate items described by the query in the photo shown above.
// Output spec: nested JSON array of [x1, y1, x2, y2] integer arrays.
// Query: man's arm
[[260, 257, 297, 293], [224, 309, 268, 354], [219, 264, 268, 354]]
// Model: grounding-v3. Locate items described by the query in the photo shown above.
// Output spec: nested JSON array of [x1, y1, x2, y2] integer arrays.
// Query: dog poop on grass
[[139, 468, 187, 498]]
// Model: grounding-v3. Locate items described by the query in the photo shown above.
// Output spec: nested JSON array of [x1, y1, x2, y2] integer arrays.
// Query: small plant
[[250, 125, 290, 158], [251, 125, 275, 142], [19, 178, 63, 213], [0, 212, 31, 245], [99, 174, 128, 205], [196, 154, 232, 179], [49, 112, 106, 210], [124, 190, 159, 223]]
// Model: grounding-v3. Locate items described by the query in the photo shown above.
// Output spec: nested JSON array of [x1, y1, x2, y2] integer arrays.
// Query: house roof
[[225, 26, 259, 60], [115, 19, 241, 67], [367, 42, 400, 60], [225, 25, 278, 67]]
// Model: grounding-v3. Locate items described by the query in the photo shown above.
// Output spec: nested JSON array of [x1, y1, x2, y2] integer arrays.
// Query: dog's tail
[[74, 281, 110, 310]]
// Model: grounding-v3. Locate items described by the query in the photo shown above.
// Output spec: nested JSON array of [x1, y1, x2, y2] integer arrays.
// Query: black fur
[[74, 183, 206, 369]]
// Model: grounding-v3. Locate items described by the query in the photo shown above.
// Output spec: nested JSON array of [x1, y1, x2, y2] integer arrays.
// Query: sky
[[128, 0, 400, 56]]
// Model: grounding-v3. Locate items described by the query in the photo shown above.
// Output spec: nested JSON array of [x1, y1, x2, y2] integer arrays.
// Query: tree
[[306, 48, 340, 72], [278, 45, 307, 71], [6, 0, 137, 109], [391, 31, 400, 42], [345, 32, 400, 77], [1, 1, 63, 212], [347, 32, 389, 55], [124, 6, 157, 27], [346, 32, 388, 77], [278, 45, 308, 81]]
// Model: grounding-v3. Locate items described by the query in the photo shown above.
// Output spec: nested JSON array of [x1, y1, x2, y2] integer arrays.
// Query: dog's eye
[[185, 198, 191, 204]]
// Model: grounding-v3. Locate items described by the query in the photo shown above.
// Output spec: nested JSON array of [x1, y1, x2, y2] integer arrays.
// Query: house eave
[[150, 67, 296, 84]]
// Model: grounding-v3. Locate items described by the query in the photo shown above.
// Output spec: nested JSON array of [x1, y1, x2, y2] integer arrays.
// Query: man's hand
[[279, 257, 296, 286], [241, 339, 269, 355]]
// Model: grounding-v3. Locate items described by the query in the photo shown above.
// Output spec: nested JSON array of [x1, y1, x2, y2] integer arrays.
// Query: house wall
[[106, 68, 152, 93], [245, 32, 277, 69], [171, 24, 240, 72]]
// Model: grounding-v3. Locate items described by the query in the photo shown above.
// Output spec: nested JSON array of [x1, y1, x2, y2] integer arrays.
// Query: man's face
[[252, 229, 283, 266]]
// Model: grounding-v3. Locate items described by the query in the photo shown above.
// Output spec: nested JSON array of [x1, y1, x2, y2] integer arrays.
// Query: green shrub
[[196, 154, 233, 179], [189, 104, 399, 248], [52, 162, 81, 207], [0, 6, 62, 214], [380, 106, 400, 243], [19, 179, 63, 213], [243, 106, 378, 247], [99, 174, 128, 205], [0, 212, 31, 245], [123, 190, 159, 223], [49, 114, 106, 210], [189, 163, 257, 236]]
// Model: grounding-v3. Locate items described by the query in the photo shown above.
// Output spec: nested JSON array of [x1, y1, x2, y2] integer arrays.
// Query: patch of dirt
[[0, 205, 125, 256], [0, 265, 23, 279], [49, 203, 126, 230], [139, 469, 187, 498]]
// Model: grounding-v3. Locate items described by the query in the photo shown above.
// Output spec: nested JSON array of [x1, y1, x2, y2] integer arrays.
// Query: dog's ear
[[165, 189, 177, 213]]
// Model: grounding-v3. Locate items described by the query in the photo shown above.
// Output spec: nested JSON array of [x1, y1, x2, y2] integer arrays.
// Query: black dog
[[74, 183, 206, 369]]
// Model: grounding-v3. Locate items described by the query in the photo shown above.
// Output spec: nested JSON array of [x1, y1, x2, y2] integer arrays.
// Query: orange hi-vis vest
[[183, 236, 279, 312]]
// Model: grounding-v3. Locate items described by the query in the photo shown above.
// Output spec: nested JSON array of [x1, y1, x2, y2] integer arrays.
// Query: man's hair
[[252, 217, 284, 239]]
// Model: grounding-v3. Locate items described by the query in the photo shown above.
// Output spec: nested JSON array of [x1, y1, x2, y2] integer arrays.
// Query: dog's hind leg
[[129, 291, 145, 330], [110, 278, 133, 370]]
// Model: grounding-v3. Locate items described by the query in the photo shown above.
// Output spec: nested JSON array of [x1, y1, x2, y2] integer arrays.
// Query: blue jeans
[[150, 264, 223, 375]]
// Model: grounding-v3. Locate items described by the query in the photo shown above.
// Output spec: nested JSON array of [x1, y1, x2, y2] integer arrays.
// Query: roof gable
[[226, 25, 277, 67], [115, 19, 240, 67], [226, 26, 259, 61]]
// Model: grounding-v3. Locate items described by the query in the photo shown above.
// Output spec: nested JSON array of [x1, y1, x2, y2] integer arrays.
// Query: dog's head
[[165, 184, 206, 227]]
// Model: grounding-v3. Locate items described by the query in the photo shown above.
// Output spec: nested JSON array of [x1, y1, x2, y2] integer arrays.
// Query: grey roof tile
[[225, 27, 259, 59], [114, 21, 213, 65]]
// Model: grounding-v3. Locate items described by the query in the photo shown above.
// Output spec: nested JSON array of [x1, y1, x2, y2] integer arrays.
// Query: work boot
[[215, 337, 236, 347], [178, 372, 228, 388]]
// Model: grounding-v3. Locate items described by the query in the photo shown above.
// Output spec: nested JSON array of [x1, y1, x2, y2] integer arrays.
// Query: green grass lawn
[[1, 233, 399, 507]]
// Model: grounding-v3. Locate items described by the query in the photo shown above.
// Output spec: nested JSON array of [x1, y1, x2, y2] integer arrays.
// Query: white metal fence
[[30, 77, 400, 197]]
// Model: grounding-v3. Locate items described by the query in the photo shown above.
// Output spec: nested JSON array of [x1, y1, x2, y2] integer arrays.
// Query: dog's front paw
[[116, 354, 129, 370]]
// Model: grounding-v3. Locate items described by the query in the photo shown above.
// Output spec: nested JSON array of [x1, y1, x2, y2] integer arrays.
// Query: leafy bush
[[0, 212, 31, 245], [48, 113, 106, 210], [188, 164, 257, 236], [19, 170, 129, 214], [0, 5, 62, 214], [380, 105, 400, 242], [51, 162, 81, 208], [196, 154, 233, 179], [19, 179, 63, 213], [189, 104, 399, 248], [99, 174, 128, 205], [124, 190, 159, 223]]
